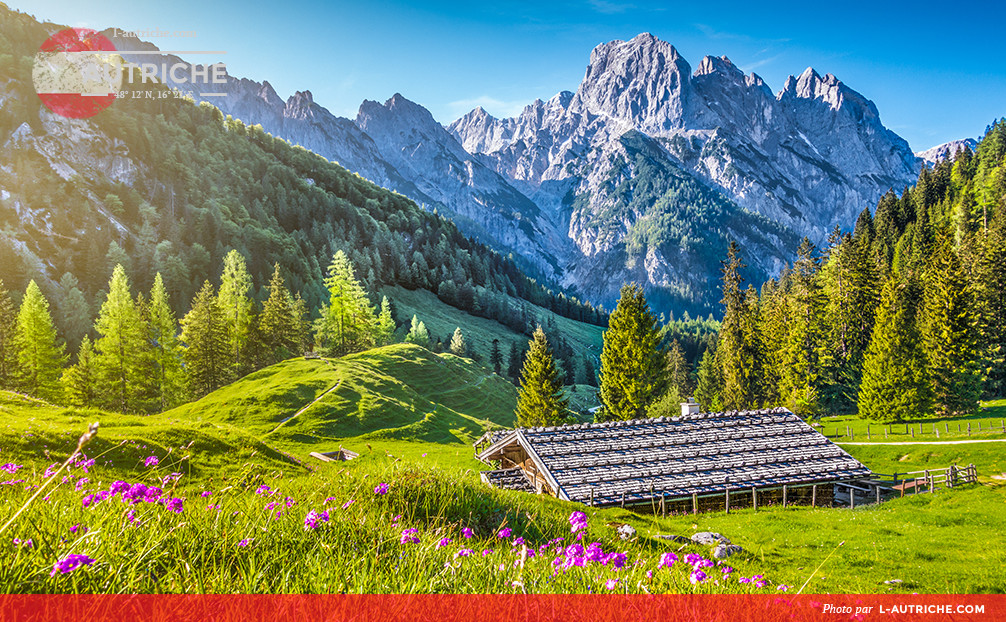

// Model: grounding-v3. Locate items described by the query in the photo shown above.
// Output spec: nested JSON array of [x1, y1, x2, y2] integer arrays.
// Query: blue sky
[[18, 0, 1006, 150]]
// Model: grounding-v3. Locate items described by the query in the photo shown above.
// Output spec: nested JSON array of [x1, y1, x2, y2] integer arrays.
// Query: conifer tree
[[598, 283, 665, 421], [978, 210, 1006, 395], [858, 278, 931, 421], [14, 280, 66, 400], [148, 273, 185, 410], [93, 265, 147, 413], [758, 276, 790, 407], [257, 264, 302, 364], [778, 239, 827, 415], [506, 340, 522, 382], [218, 249, 255, 373], [715, 243, 763, 410], [449, 327, 466, 357], [181, 281, 232, 398], [489, 339, 503, 374], [694, 344, 721, 412], [923, 238, 982, 415], [515, 326, 569, 427], [375, 296, 396, 346], [404, 315, 430, 348], [580, 354, 597, 387], [315, 251, 376, 356], [0, 280, 17, 389], [62, 336, 98, 408], [665, 339, 692, 396]]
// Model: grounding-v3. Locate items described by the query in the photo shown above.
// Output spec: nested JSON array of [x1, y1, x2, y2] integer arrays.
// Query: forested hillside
[[0, 5, 605, 355], [699, 122, 1006, 419]]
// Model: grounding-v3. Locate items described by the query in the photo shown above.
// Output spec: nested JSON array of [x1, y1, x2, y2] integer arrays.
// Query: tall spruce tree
[[665, 339, 692, 396], [694, 344, 721, 411], [858, 278, 931, 421], [0, 279, 17, 389], [978, 209, 1006, 396], [506, 340, 522, 383], [315, 251, 377, 356], [181, 281, 232, 398], [598, 283, 665, 421], [93, 265, 147, 413], [489, 339, 503, 375], [14, 280, 66, 400], [778, 238, 828, 415], [217, 250, 255, 374], [923, 237, 982, 415], [515, 326, 569, 427], [715, 243, 763, 410], [148, 273, 185, 411]]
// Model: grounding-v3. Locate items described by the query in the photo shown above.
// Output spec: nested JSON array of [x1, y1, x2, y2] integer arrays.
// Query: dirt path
[[837, 439, 1006, 446], [268, 359, 341, 435]]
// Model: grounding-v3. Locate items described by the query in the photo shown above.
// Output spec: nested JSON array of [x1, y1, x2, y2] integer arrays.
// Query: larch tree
[[404, 315, 430, 348], [14, 280, 66, 401], [217, 249, 255, 374], [148, 273, 185, 411], [449, 327, 466, 357], [62, 335, 99, 409], [0, 279, 17, 389], [315, 251, 376, 356], [375, 296, 396, 346], [258, 264, 302, 364], [515, 326, 569, 427], [597, 283, 665, 421], [93, 264, 147, 413], [181, 281, 232, 398]]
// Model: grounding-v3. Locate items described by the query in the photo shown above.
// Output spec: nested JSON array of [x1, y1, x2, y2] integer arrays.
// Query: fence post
[[725, 478, 731, 514], [968, 423, 971, 437], [885, 427, 889, 439], [867, 425, 871, 440], [590, 488, 594, 507], [752, 487, 757, 511], [924, 469, 931, 493], [875, 485, 880, 504], [849, 484, 855, 509], [621, 491, 625, 508], [911, 427, 915, 438], [783, 485, 788, 508], [661, 491, 666, 517], [811, 484, 817, 507], [945, 423, 949, 435], [692, 492, 698, 515], [650, 483, 655, 515]]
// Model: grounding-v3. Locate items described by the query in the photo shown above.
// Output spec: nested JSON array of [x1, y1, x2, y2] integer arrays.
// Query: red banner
[[0, 594, 1001, 622]]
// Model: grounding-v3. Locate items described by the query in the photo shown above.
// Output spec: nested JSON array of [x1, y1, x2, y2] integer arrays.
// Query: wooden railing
[[868, 464, 978, 496], [830, 421, 1006, 440]]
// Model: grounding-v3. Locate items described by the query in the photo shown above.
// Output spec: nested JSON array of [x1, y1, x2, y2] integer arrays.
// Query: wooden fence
[[830, 420, 1006, 440], [849, 463, 979, 502]]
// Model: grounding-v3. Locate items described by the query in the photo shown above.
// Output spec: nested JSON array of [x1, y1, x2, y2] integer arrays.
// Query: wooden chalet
[[473, 406, 872, 512]]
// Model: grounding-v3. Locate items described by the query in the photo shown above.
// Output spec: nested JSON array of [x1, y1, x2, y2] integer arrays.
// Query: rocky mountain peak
[[695, 55, 743, 80], [257, 80, 284, 108]]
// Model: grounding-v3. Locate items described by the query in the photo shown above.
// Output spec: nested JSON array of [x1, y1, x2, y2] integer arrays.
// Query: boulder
[[691, 531, 730, 546], [712, 544, 744, 559]]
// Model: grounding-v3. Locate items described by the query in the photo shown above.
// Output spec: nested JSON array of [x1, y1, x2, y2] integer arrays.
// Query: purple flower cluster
[[569, 511, 587, 533], [1, 463, 22, 474], [374, 482, 389, 495], [143, 456, 159, 468], [400, 528, 419, 544], [50, 554, 95, 576], [497, 527, 512, 539], [304, 509, 330, 530], [81, 480, 184, 514]]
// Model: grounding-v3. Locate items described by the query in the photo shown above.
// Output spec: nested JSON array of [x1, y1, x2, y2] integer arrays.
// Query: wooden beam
[[811, 484, 817, 507], [692, 492, 698, 515], [752, 486, 757, 511], [782, 484, 788, 508]]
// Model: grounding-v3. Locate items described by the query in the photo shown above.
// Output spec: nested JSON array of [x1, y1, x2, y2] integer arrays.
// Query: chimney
[[681, 397, 700, 417]]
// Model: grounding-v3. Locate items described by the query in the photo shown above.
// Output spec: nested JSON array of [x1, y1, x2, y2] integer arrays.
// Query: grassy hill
[[0, 391, 303, 478], [167, 343, 517, 455], [385, 284, 605, 367]]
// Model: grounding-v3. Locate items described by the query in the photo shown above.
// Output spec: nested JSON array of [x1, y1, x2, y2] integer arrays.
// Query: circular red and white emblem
[[32, 28, 124, 119]]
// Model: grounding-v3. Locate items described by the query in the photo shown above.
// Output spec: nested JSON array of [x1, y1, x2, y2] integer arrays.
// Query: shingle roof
[[476, 407, 871, 506], [480, 467, 535, 493]]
